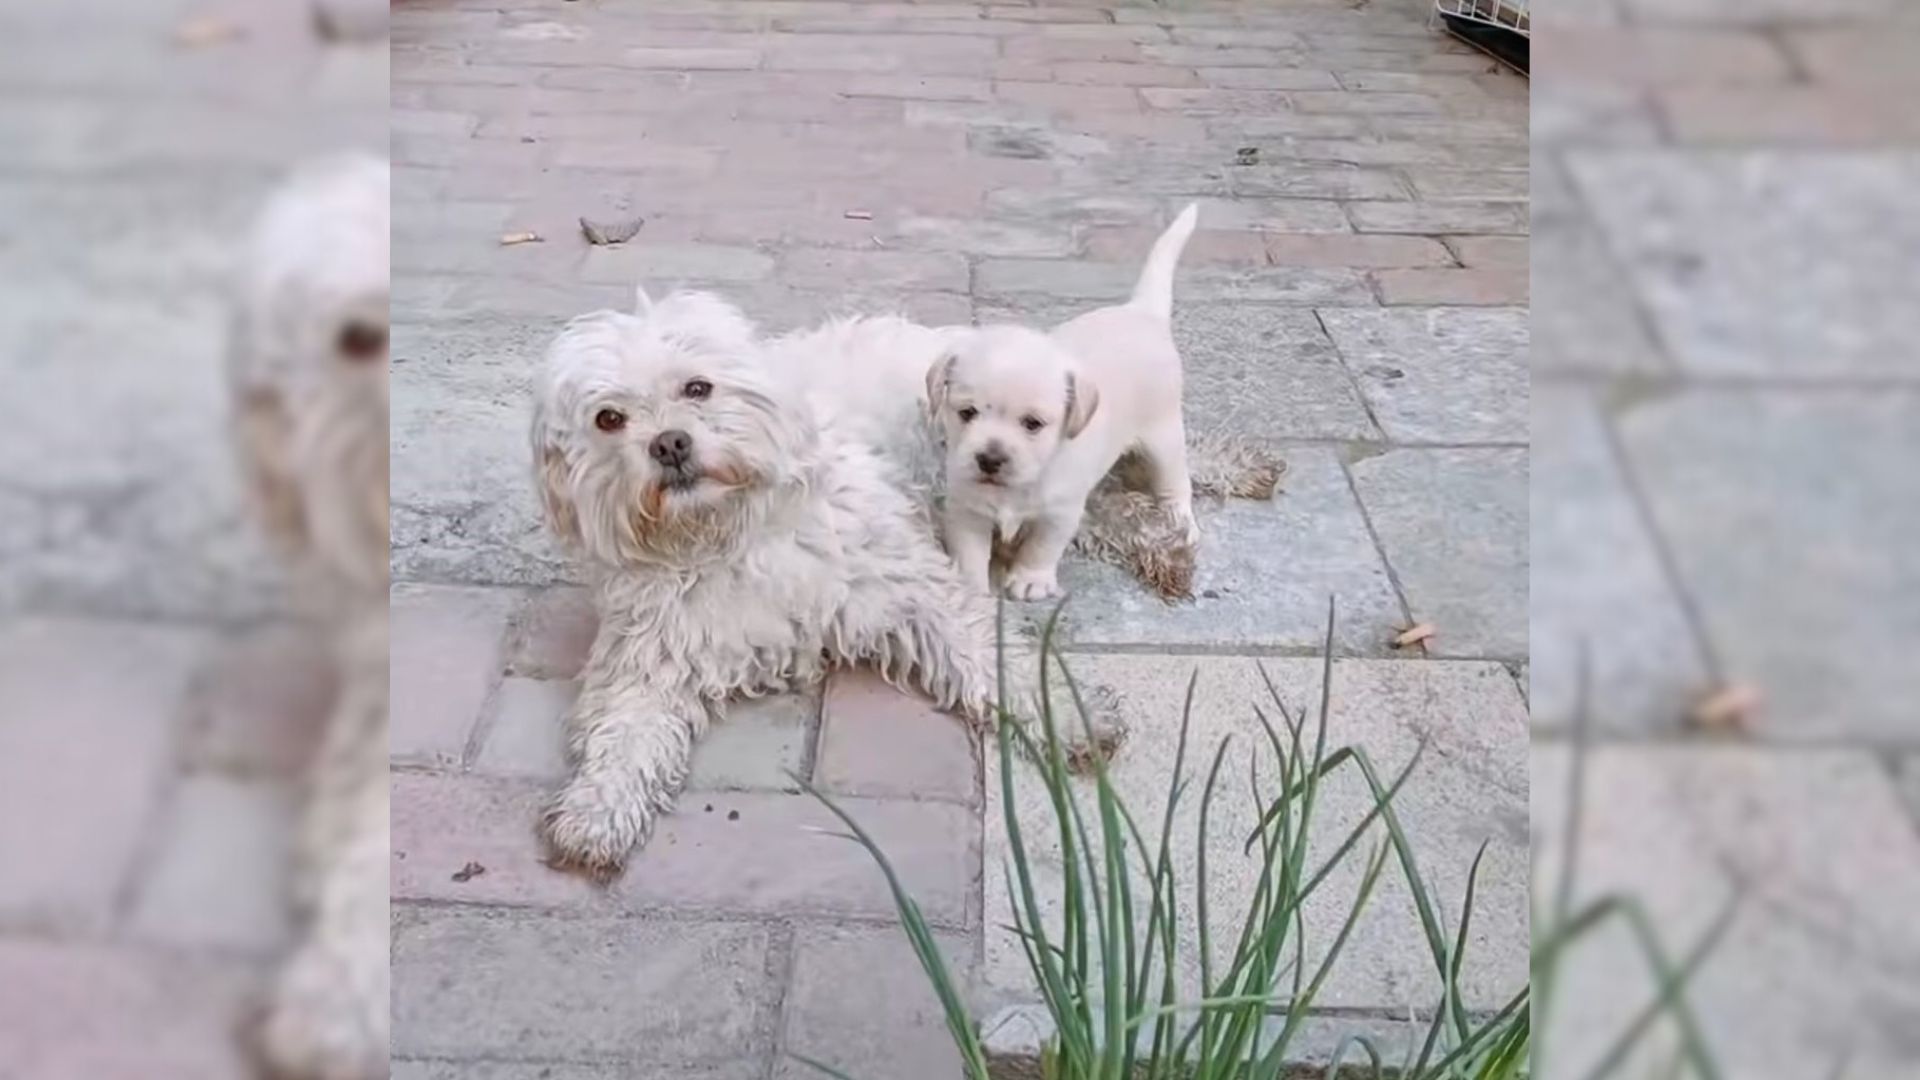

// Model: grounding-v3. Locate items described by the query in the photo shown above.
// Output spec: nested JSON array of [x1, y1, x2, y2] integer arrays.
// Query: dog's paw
[[255, 938, 388, 1080], [542, 779, 653, 878], [1004, 567, 1062, 601]]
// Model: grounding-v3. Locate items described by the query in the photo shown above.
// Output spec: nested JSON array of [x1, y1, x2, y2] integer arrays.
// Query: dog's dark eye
[[956, 406, 978, 423], [594, 408, 627, 433], [683, 378, 712, 400], [336, 320, 387, 363], [1021, 416, 1045, 433]]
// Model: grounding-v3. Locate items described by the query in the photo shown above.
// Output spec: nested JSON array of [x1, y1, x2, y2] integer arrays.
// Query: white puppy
[[931, 205, 1200, 599], [227, 154, 390, 1080], [531, 290, 1088, 874]]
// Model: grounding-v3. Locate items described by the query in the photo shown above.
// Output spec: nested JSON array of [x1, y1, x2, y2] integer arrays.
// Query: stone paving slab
[[392, 907, 782, 1067], [0, 618, 209, 935], [817, 670, 979, 805], [182, 620, 336, 777], [126, 773, 299, 952], [395, 1063, 756, 1080], [1044, 447, 1408, 655], [1530, 386, 1710, 733], [1532, 744, 1920, 1079], [1570, 152, 1920, 381], [1318, 306, 1529, 444], [1351, 447, 1528, 661], [1615, 387, 1920, 741], [1529, 212, 1666, 376], [1175, 304, 1382, 443], [774, 923, 974, 1080], [983, 654, 1528, 1018], [391, 583, 521, 766], [393, 771, 977, 928], [0, 939, 267, 1080]]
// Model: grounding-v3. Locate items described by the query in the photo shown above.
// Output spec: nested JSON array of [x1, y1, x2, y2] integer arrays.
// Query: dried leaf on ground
[[450, 861, 487, 883], [1689, 684, 1760, 733], [1393, 623, 1436, 648], [174, 16, 244, 47]]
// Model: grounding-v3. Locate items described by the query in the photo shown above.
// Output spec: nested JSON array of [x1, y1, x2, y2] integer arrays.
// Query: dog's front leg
[[543, 679, 706, 875], [259, 616, 389, 1080], [259, 774, 389, 1080]]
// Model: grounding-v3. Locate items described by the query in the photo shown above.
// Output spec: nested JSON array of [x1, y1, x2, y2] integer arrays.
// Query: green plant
[[797, 606, 1729, 1080]]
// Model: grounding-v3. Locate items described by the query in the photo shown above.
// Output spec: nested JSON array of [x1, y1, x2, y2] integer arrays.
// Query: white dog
[[227, 153, 390, 1080], [531, 290, 1100, 874], [930, 204, 1200, 599]]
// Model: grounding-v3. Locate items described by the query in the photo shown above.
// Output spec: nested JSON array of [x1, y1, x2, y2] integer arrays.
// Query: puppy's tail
[[1127, 202, 1198, 321]]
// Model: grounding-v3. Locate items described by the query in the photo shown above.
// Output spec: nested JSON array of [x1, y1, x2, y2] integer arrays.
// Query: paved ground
[[0, 2, 385, 1075], [1532, 2, 1920, 1076], [389, 0, 1528, 1076]]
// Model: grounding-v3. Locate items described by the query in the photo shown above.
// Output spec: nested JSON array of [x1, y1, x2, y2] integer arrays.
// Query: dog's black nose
[[650, 429, 693, 467], [975, 448, 1007, 476]]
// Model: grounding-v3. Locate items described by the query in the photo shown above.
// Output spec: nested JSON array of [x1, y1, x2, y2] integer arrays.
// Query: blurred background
[[0, 1, 384, 1076], [1530, 0, 1920, 1075]]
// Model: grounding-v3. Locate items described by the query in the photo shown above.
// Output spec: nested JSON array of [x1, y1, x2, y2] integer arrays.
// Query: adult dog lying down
[[531, 290, 1118, 873]]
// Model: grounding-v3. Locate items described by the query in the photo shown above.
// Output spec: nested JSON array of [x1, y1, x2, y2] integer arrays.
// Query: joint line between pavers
[[390, 897, 976, 934], [459, 589, 536, 771], [1593, 402, 1730, 691], [1555, 144, 1684, 379], [1312, 305, 1391, 443], [1335, 451, 1421, 630], [763, 919, 800, 1080], [1056, 641, 1527, 663]]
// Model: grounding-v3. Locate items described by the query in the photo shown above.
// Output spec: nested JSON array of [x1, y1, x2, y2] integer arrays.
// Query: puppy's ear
[[924, 353, 956, 414], [1064, 370, 1101, 438], [530, 403, 580, 546]]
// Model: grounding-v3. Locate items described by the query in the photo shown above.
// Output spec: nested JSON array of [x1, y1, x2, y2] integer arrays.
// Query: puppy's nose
[[975, 448, 1007, 476], [650, 429, 693, 467]]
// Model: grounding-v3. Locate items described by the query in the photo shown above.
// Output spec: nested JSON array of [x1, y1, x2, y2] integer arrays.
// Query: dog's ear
[[1064, 370, 1100, 438], [924, 353, 956, 414], [531, 403, 581, 546]]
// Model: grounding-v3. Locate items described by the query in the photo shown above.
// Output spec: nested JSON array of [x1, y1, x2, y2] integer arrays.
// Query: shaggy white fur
[[531, 289, 1109, 873], [227, 152, 390, 1080]]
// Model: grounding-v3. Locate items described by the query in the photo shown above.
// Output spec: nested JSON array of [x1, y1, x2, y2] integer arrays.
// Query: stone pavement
[[389, 0, 1528, 1075], [0, 1, 385, 1075], [1532, 2, 1920, 1076]]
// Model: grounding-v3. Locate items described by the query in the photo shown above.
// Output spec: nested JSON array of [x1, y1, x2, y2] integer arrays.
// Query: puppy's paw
[[1004, 567, 1062, 602], [1169, 503, 1201, 547], [541, 780, 654, 879], [255, 938, 388, 1080]]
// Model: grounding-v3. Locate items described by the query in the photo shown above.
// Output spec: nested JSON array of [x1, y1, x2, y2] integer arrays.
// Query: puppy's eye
[[956, 406, 978, 423], [1021, 416, 1045, 433], [682, 378, 712, 400], [336, 320, 387, 363], [594, 408, 627, 433]]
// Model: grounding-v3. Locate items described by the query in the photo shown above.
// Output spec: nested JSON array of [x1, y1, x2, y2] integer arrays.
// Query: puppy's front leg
[[544, 679, 706, 875], [1003, 507, 1083, 601], [944, 505, 996, 595]]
